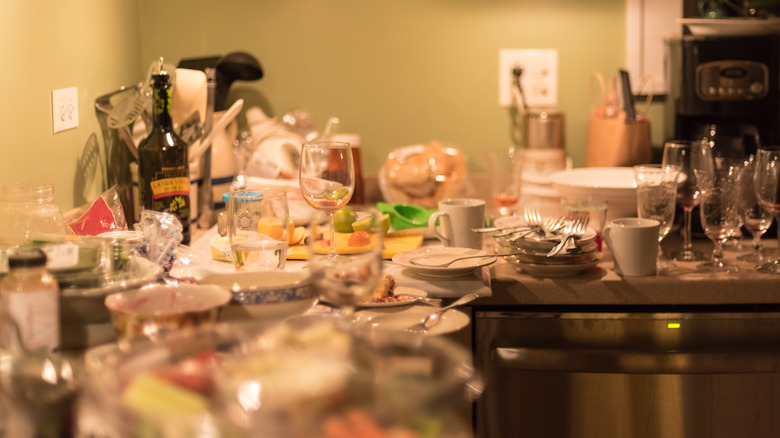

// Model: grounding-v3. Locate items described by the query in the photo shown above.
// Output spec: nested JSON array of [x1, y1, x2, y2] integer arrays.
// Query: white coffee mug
[[603, 217, 660, 277], [428, 198, 485, 249]]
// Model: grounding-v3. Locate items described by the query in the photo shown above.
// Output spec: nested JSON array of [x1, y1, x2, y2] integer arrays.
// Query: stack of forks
[[479, 207, 600, 271]]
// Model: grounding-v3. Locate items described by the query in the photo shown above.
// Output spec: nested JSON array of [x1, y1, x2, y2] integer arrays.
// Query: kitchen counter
[[481, 235, 780, 308]]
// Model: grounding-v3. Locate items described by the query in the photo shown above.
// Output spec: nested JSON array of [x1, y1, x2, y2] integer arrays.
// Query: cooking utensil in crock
[[215, 51, 263, 111]]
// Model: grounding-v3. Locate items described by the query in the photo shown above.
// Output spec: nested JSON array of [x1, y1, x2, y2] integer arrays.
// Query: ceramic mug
[[428, 198, 485, 249], [603, 217, 660, 276]]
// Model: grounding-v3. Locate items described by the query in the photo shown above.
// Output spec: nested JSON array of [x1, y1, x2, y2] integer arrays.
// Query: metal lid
[[7, 248, 47, 268]]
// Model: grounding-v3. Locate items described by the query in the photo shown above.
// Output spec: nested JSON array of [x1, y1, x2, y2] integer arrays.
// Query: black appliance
[[672, 34, 780, 153]]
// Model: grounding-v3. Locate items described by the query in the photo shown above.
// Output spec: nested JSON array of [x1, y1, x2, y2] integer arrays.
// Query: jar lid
[[7, 248, 47, 268]]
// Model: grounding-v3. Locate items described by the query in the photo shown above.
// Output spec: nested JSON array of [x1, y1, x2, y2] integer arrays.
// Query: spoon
[[409, 252, 517, 268], [405, 293, 479, 333]]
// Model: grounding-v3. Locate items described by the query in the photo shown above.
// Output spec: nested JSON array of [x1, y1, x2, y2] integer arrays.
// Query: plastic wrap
[[133, 210, 183, 273]]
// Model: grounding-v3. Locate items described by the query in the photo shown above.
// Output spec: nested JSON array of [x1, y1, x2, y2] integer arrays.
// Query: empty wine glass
[[633, 164, 680, 271], [299, 141, 355, 258], [307, 207, 384, 316], [692, 140, 744, 273], [737, 155, 773, 263], [753, 147, 780, 274], [662, 140, 706, 261]]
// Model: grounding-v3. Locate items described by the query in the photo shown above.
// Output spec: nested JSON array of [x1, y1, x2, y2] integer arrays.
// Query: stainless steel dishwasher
[[474, 308, 780, 438]]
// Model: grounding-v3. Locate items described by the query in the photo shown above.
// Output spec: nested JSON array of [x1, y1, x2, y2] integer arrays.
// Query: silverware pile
[[486, 208, 600, 270]]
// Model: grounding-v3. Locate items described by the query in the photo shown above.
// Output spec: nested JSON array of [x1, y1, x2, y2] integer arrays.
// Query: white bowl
[[199, 271, 317, 322], [104, 283, 231, 340], [550, 167, 637, 221]]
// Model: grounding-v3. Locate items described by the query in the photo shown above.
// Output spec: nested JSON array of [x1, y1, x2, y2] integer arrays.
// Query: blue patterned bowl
[[200, 271, 317, 321]]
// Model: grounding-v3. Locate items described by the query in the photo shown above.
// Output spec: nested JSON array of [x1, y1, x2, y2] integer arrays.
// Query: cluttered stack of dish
[[490, 216, 601, 277]]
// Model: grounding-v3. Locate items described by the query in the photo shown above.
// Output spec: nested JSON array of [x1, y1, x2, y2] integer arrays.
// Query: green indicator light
[[667, 322, 681, 329]]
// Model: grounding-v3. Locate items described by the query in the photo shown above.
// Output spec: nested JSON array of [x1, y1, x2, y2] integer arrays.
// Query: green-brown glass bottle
[[137, 62, 191, 244]]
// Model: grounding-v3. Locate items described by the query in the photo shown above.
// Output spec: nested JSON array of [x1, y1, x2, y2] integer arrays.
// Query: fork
[[524, 208, 564, 239], [546, 216, 589, 257], [405, 293, 480, 333], [409, 252, 517, 268]]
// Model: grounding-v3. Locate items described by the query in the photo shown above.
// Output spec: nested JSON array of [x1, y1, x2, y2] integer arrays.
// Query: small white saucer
[[392, 247, 496, 278]]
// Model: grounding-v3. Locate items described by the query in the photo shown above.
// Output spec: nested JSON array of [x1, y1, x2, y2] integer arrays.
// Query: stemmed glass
[[753, 147, 780, 274], [299, 141, 355, 258], [662, 140, 705, 261], [633, 164, 680, 271], [307, 207, 384, 316], [692, 139, 744, 273], [737, 155, 773, 263]]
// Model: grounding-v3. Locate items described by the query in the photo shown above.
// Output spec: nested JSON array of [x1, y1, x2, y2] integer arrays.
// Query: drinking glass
[[737, 155, 773, 263], [299, 141, 355, 258], [633, 164, 680, 270], [753, 147, 780, 274], [561, 197, 608, 251], [307, 207, 384, 316], [486, 148, 522, 217], [227, 189, 289, 272], [693, 140, 744, 273], [661, 140, 706, 261]]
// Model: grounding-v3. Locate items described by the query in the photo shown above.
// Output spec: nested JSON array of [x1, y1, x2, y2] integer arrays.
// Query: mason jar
[[0, 184, 67, 250]]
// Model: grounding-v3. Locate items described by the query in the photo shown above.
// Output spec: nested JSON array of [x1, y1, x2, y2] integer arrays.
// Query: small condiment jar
[[0, 248, 60, 353]]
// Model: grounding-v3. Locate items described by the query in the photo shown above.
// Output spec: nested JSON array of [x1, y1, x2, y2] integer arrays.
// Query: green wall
[[0, 1, 141, 211], [2, 0, 649, 211]]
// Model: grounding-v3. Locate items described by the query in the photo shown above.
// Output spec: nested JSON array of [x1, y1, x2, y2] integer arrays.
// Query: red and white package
[[68, 186, 128, 236]]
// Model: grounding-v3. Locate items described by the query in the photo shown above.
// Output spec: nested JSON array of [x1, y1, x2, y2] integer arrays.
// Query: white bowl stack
[[517, 148, 570, 217]]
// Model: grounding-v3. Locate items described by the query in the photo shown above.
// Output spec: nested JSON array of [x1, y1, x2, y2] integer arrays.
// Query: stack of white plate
[[491, 216, 602, 277], [517, 148, 571, 217]]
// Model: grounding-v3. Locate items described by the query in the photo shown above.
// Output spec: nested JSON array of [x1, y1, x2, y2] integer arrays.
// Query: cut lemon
[[352, 213, 391, 235]]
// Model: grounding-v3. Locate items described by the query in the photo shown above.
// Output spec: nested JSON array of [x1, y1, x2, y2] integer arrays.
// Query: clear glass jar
[[0, 184, 66, 250], [0, 248, 59, 353]]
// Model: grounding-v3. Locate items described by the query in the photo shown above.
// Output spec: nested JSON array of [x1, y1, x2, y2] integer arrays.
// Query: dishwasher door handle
[[493, 346, 780, 374]]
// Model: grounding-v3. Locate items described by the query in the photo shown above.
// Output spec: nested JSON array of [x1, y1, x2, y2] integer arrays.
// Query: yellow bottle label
[[150, 176, 190, 200]]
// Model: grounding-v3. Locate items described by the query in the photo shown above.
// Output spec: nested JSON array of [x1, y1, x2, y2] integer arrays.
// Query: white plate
[[353, 306, 469, 336], [509, 257, 602, 277], [392, 247, 497, 278], [680, 18, 780, 36], [318, 286, 432, 308], [361, 286, 433, 308]]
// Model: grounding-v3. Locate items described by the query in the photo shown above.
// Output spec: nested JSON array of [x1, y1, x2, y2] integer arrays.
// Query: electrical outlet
[[498, 49, 558, 108], [52, 87, 79, 133]]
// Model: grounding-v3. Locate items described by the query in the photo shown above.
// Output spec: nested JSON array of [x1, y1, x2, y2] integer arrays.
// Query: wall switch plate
[[52, 87, 79, 133], [498, 49, 558, 108]]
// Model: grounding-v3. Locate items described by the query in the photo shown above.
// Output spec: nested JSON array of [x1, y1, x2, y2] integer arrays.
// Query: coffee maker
[[667, 34, 780, 155]]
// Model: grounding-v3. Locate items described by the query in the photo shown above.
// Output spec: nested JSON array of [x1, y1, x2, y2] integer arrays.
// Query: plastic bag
[[133, 210, 183, 273], [67, 186, 127, 236]]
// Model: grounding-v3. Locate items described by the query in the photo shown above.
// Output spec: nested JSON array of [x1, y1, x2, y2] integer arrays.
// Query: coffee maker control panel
[[696, 60, 768, 102]]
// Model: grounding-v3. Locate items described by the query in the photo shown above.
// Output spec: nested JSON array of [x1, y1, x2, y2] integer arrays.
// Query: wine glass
[[486, 148, 522, 217], [299, 141, 355, 258], [307, 207, 384, 316], [753, 147, 780, 274], [633, 164, 680, 271], [662, 140, 706, 261], [692, 139, 744, 273], [737, 155, 773, 263]]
